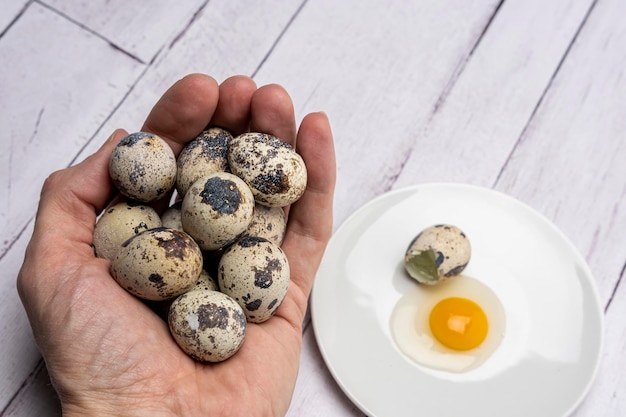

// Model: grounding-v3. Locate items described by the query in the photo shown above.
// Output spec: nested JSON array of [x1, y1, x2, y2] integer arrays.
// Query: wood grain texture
[[1, 362, 61, 417], [253, 0, 503, 228], [0, 222, 39, 411], [494, 0, 626, 302], [0, 2, 144, 259], [393, 0, 595, 189], [71, 0, 306, 162], [40, 0, 208, 63], [0, 0, 28, 34]]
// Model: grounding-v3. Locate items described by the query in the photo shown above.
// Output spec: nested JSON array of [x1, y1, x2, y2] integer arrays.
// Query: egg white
[[390, 275, 506, 373]]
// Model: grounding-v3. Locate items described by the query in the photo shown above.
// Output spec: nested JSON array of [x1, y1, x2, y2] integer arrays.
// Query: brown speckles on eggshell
[[176, 128, 233, 198], [161, 201, 183, 231], [228, 132, 307, 207], [168, 290, 246, 362], [93, 201, 162, 262], [109, 132, 177, 203], [218, 237, 289, 323], [111, 227, 202, 300], [404, 224, 471, 285], [181, 172, 254, 251], [242, 204, 286, 245]]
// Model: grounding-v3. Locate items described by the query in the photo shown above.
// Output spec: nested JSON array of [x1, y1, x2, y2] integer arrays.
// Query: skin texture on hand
[[16, 74, 336, 417]]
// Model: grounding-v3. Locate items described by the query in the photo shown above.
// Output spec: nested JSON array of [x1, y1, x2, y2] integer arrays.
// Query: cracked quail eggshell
[[176, 127, 233, 198], [404, 224, 471, 285], [181, 172, 255, 251], [93, 201, 162, 261], [218, 236, 290, 323], [228, 132, 307, 207], [168, 289, 247, 362], [111, 227, 202, 300], [109, 132, 177, 202]]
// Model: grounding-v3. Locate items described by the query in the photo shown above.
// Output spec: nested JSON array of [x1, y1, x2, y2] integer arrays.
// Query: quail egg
[[168, 289, 247, 362], [93, 201, 162, 261], [218, 236, 290, 323], [176, 127, 233, 198], [181, 172, 255, 251], [242, 204, 287, 245], [193, 269, 219, 292], [111, 227, 202, 300], [161, 201, 183, 231], [404, 224, 471, 285], [228, 132, 307, 207], [108, 132, 177, 202]]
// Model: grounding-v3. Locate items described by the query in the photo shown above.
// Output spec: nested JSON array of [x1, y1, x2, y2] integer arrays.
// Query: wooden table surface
[[1, 1, 625, 416]]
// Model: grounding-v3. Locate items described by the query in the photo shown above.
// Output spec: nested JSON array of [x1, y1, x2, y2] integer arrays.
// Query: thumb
[[36, 129, 127, 244]]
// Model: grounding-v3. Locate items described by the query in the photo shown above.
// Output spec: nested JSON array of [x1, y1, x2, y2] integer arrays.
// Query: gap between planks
[[492, 0, 600, 188]]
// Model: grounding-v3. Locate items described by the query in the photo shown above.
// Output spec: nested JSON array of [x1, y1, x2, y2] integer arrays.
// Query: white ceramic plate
[[311, 183, 604, 417]]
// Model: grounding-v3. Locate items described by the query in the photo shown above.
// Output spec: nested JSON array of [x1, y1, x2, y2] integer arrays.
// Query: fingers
[[280, 112, 336, 316], [142, 74, 220, 156], [36, 129, 128, 242], [250, 84, 297, 146], [211, 76, 257, 135], [18, 129, 127, 306]]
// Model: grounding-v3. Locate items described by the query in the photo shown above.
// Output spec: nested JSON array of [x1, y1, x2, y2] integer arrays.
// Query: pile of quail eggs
[[93, 128, 307, 362]]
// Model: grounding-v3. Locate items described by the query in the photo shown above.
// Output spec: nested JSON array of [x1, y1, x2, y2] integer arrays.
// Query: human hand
[[17, 74, 336, 417]]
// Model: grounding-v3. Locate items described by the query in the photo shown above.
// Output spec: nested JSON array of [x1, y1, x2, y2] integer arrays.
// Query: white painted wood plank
[[493, 0, 626, 304], [0, 0, 28, 33], [2, 362, 62, 417], [252, 0, 503, 229], [0, 221, 41, 411], [390, 0, 593, 186], [70, 0, 306, 161], [0, 2, 144, 259], [41, 0, 207, 63]]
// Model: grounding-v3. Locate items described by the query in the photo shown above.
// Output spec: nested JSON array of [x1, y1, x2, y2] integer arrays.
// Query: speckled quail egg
[[145, 270, 220, 322], [109, 132, 177, 202], [92, 201, 162, 261], [176, 127, 233, 198], [193, 269, 219, 292], [111, 227, 202, 300], [161, 201, 183, 231], [181, 172, 255, 251], [242, 204, 287, 245], [404, 224, 471, 285], [168, 289, 247, 362], [228, 132, 307, 207], [218, 236, 290, 323]]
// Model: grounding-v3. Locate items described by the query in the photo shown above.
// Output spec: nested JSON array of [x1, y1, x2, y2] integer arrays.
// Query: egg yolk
[[428, 297, 488, 351]]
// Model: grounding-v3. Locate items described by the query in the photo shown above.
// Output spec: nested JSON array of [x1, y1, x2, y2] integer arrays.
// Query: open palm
[[17, 74, 336, 417]]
